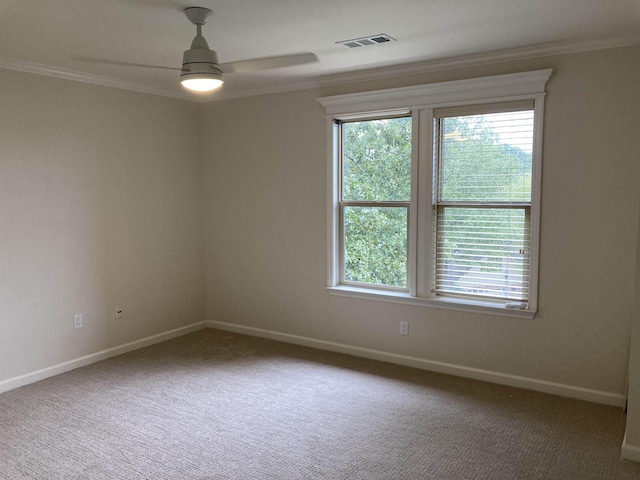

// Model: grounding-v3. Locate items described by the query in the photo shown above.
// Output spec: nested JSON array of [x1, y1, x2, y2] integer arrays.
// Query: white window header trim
[[318, 69, 552, 116]]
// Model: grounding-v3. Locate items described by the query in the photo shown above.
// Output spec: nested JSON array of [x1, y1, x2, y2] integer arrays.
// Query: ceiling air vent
[[337, 34, 396, 48]]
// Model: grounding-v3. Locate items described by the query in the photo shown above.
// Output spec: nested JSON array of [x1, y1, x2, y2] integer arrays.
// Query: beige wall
[[0, 69, 206, 381], [202, 45, 640, 398], [1, 43, 639, 451]]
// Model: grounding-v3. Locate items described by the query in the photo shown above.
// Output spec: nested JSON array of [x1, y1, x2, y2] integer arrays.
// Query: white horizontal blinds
[[340, 116, 412, 289], [433, 102, 534, 302], [434, 206, 531, 301]]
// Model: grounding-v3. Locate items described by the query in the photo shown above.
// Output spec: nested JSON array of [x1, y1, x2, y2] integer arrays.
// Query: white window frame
[[318, 69, 552, 319]]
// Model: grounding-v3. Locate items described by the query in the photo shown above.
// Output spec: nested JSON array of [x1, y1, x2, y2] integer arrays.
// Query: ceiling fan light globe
[[180, 63, 224, 92], [181, 77, 224, 92]]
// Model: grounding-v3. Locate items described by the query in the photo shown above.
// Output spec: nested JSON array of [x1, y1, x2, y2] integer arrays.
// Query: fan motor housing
[[182, 47, 219, 66], [181, 48, 223, 79]]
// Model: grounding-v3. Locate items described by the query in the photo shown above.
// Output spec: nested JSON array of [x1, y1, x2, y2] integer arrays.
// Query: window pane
[[342, 117, 412, 201], [434, 207, 529, 301], [344, 206, 407, 288], [438, 110, 534, 203]]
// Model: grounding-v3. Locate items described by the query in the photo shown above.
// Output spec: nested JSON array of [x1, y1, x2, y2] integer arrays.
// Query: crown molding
[[0, 34, 639, 103], [0, 57, 195, 101], [0, 56, 319, 103], [202, 34, 640, 102], [314, 34, 640, 88]]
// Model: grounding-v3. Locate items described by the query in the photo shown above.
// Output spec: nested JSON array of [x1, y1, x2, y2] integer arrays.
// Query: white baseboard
[[0, 319, 626, 409], [0, 321, 208, 395], [622, 433, 640, 463], [206, 320, 626, 407]]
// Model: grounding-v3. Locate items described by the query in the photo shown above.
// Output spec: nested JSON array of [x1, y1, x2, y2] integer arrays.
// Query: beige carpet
[[1, 328, 639, 479]]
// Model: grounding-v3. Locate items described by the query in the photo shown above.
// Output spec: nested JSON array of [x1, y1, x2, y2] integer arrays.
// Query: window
[[319, 70, 551, 318], [340, 116, 412, 289], [433, 103, 533, 304]]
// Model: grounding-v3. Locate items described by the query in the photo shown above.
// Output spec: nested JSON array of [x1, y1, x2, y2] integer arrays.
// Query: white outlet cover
[[400, 321, 409, 335], [73, 314, 83, 329]]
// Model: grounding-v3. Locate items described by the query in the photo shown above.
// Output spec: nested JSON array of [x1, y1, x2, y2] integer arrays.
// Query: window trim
[[319, 69, 552, 319]]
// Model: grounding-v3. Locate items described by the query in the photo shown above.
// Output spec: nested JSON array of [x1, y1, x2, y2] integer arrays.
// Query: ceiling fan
[[75, 6, 317, 93]]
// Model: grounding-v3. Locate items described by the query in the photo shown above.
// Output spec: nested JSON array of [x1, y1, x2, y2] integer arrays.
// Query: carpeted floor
[[1, 328, 639, 479]]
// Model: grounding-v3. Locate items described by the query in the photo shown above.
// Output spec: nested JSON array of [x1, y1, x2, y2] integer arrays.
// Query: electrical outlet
[[73, 314, 83, 329], [115, 306, 123, 319], [400, 321, 409, 336]]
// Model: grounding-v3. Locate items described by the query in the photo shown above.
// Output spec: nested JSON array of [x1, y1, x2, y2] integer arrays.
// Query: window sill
[[327, 285, 536, 319]]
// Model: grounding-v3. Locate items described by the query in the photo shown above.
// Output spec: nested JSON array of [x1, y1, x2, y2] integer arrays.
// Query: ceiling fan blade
[[71, 55, 182, 72], [219, 52, 317, 74]]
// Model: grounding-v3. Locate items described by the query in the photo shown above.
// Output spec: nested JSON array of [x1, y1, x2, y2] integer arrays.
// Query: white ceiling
[[0, 0, 639, 102]]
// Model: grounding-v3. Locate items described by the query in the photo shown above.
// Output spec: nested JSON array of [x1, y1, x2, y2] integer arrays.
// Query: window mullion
[[402, 109, 420, 296], [417, 108, 433, 298]]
